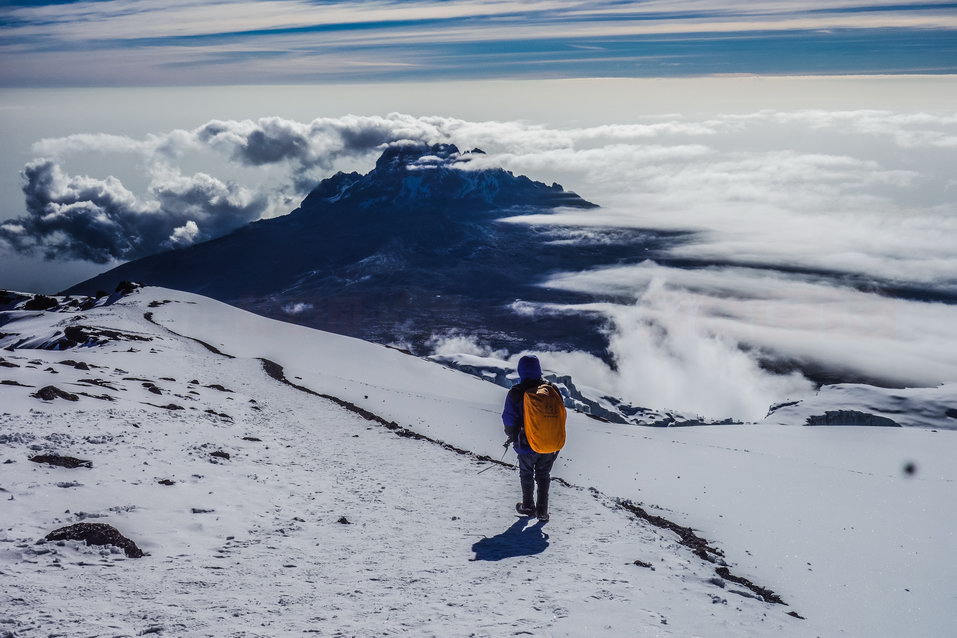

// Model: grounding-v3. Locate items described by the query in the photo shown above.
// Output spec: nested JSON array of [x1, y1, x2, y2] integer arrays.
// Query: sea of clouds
[[2, 110, 955, 418]]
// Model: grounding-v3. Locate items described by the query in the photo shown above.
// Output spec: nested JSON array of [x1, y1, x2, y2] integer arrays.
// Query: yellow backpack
[[523, 383, 567, 453]]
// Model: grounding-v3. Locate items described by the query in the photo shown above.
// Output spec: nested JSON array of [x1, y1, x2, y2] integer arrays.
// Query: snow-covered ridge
[[428, 351, 957, 431], [2, 286, 955, 636], [764, 382, 957, 430], [428, 351, 739, 427]]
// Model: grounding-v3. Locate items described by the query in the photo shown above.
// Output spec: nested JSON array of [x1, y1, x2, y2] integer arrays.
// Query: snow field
[[140, 287, 957, 638], [0, 301, 799, 637]]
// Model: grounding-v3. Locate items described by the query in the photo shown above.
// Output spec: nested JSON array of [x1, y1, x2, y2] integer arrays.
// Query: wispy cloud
[[1, 1, 955, 85]]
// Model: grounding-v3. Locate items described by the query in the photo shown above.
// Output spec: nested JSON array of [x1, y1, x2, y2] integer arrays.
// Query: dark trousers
[[518, 451, 558, 512]]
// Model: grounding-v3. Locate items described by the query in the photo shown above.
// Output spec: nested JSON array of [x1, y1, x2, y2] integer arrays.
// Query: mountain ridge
[[64, 142, 637, 355]]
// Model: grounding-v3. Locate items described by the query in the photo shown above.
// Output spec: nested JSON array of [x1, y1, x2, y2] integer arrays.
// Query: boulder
[[43, 522, 144, 558], [32, 385, 79, 401], [23, 294, 59, 311], [29, 454, 92, 469]]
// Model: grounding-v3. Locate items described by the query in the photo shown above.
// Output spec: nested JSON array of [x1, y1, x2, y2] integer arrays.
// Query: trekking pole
[[476, 440, 511, 475]]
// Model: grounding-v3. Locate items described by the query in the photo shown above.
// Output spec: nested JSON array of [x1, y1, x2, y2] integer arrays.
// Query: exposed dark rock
[[766, 400, 801, 417], [191, 508, 215, 514], [61, 325, 152, 348], [115, 281, 141, 295], [618, 499, 725, 564], [337, 516, 351, 525], [43, 522, 144, 558], [715, 567, 785, 605], [148, 299, 172, 308], [805, 410, 900, 427], [1, 379, 33, 387], [32, 385, 79, 401], [29, 454, 92, 469], [157, 479, 175, 485], [204, 409, 232, 419], [205, 384, 233, 393], [210, 450, 231, 460], [147, 403, 183, 411], [143, 382, 163, 395], [58, 359, 98, 370], [787, 611, 806, 620], [77, 378, 119, 391], [945, 408, 957, 419], [0, 289, 31, 308], [0, 357, 19, 368], [143, 312, 235, 359], [24, 294, 59, 311], [159, 377, 175, 382], [242, 436, 262, 442], [77, 391, 115, 401], [632, 559, 655, 570]]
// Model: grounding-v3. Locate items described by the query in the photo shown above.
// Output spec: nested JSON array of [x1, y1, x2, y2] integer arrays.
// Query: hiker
[[501, 355, 567, 522]]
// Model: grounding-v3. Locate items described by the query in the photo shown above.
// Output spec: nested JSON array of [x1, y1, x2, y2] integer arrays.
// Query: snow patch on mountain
[[763, 382, 957, 430]]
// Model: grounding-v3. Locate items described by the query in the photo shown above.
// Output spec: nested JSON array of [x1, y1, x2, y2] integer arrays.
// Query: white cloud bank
[[4, 108, 956, 417]]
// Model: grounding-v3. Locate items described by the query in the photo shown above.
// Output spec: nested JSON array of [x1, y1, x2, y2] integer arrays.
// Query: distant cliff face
[[65, 143, 661, 355]]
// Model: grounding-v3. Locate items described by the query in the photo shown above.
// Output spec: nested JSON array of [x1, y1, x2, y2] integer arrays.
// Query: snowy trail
[[0, 298, 804, 636], [136, 288, 956, 638]]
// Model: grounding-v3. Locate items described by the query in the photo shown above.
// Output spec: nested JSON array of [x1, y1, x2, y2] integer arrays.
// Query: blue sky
[[1, 0, 956, 85]]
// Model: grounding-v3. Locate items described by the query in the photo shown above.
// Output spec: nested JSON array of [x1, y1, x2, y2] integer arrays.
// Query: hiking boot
[[517, 478, 535, 517], [536, 481, 549, 522], [515, 502, 535, 516]]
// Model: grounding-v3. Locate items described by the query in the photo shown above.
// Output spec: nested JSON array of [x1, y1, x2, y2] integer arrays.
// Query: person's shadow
[[471, 517, 549, 561]]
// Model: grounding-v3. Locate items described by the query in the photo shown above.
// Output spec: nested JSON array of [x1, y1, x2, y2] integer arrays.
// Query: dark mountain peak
[[298, 142, 597, 214], [373, 142, 462, 172]]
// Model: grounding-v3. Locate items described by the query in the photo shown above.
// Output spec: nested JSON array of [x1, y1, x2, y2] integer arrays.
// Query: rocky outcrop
[[42, 522, 144, 558], [32, 385, 79, 401], [29, 454, 93, 469], [23, 295, 59, 311], [805, 410, 900, 427]]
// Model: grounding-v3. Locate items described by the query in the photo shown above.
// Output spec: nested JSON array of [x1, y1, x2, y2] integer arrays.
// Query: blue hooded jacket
[[502, 355, 544, 455]]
